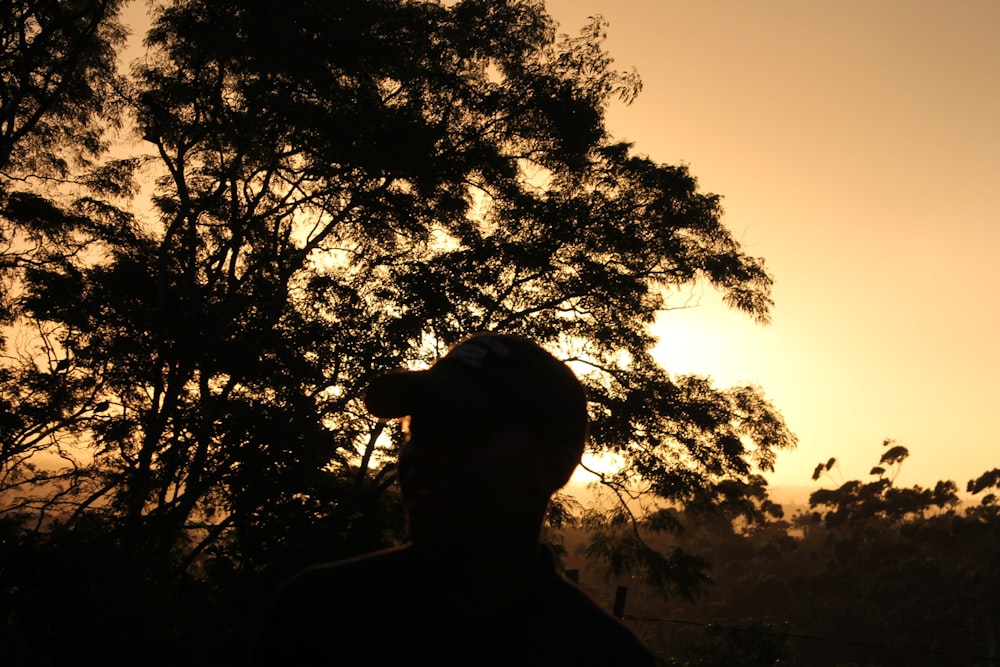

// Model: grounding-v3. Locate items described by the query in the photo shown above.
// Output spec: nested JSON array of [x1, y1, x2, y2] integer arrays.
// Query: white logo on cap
[[448, 337, 511, 368]]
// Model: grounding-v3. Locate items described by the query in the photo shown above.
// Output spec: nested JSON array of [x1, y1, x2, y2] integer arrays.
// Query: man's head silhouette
[[364, 333, 588, 552]]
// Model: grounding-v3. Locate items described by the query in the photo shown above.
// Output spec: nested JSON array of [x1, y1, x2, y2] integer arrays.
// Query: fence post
[[613, 585, 628, 619]]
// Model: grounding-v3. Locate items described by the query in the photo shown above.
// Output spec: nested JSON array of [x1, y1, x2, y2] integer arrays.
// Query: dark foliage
[[565, 445, 999, 667], [0, 1, 800, 664]]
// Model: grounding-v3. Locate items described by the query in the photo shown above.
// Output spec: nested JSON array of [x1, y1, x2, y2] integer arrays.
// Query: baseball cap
[[364, 333, 588, 453]]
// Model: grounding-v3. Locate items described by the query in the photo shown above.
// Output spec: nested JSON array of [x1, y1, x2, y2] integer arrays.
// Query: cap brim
[[364, 364, 505, 421], [363, 370, 430, 419]]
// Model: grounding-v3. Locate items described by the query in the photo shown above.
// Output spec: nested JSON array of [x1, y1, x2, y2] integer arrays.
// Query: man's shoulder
[[294, 544, 411, 580], [535, 573, 657, 665], [280, 544, 413, 602], [251, 546, 416, 665]]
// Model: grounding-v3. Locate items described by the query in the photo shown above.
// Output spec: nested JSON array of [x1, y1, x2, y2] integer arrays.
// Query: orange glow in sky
[[117, 1, 997, 495], [546, 0, 999, 491]]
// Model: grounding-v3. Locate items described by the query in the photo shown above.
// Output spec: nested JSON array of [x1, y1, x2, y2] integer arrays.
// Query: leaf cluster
[[0, 0, 793, 612]]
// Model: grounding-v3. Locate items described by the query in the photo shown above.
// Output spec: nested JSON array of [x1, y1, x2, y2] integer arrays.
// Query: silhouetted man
[[251, 333, 656, 665]]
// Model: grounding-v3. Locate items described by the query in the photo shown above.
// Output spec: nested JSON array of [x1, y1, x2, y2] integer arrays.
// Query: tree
[[792, 447, 1000, 665], [967, 468, 1000, 513], [809, 440, 959, 528], [0, 0, 127, 175], [585, 451, 1000, 666], [0, 0, 129, 515], [3, 0, 794, 604]]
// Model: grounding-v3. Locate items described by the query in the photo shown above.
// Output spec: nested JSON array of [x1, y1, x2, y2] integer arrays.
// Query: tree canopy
[[1, 2, 796, 656]]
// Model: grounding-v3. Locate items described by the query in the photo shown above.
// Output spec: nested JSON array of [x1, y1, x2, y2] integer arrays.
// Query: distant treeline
[[562, 448, 1000, 667]]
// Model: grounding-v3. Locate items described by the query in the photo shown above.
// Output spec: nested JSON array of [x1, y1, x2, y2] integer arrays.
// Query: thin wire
[[624, 614, 1000, 663]]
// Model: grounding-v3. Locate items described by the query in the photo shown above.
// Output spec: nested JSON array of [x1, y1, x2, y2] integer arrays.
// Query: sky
[[116, 2, 998, 496], [545, 0, 999, 494]]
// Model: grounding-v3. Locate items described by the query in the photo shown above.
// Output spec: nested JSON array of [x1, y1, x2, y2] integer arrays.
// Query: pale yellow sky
[[545, 0, 1000, 490], [118, 2, 998, 493]]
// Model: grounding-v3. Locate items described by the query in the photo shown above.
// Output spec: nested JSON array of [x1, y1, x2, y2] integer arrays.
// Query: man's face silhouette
[[399, 409, 544, 548]]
